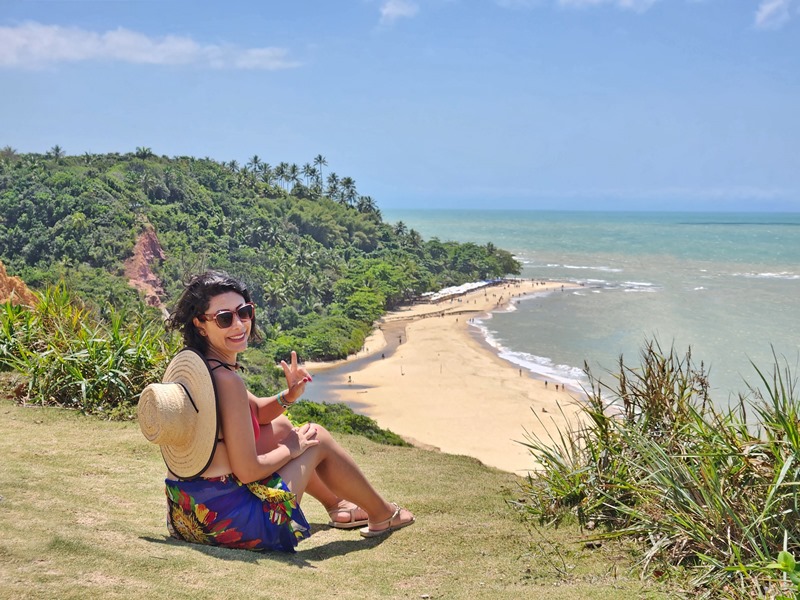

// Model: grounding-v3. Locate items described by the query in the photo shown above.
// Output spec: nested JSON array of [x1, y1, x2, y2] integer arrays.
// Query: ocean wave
[[733, 272, 800, 280], [563, 264, 624, 273], [470, 320, 587, 392]]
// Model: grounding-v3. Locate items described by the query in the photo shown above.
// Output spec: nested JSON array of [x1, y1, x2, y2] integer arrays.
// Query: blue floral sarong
[[165, 472, 310, 552]]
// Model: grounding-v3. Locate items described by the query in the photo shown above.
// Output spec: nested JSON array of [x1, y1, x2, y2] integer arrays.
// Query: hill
[[0, 148, 520, 372]]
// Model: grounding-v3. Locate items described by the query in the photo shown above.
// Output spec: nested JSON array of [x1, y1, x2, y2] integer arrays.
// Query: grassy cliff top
[[0, 388, 673, 600]]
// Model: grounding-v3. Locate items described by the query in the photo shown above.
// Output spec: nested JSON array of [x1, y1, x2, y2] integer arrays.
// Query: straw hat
[[137, 348, 219, 479]]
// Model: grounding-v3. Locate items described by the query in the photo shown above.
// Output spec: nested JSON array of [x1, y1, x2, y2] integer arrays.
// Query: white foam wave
[[471, 321, 587, 393], [563, 264, 624, 273], [733, 272, 800, 280]]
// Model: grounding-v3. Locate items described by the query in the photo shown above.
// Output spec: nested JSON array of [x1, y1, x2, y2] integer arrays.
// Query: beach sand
[[307, 280, 585, 474]]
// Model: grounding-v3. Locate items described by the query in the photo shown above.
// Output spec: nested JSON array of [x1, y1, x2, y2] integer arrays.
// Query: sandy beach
[[307, 280, 585, 474]]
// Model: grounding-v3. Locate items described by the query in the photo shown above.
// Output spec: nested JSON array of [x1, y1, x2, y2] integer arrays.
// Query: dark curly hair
[[166, 270, 261, 352]]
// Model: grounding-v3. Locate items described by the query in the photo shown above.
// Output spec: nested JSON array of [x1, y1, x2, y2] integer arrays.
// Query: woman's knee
[[312, 423, 335, 446], [256, 414, 294, 453]]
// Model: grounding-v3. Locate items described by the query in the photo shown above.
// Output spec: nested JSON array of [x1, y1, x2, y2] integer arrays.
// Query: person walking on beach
[[138, 270, 414, 552]]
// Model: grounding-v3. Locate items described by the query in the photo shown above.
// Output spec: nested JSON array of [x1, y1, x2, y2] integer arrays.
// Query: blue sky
[[1, 1, 798, 212]]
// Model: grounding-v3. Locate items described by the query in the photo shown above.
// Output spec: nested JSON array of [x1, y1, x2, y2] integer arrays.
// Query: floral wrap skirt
[[165, 473, 310, 552]]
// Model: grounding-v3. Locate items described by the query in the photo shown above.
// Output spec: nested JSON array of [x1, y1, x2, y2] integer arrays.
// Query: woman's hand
[[285, 423, 320, 459], [281, 350, 312, 403]]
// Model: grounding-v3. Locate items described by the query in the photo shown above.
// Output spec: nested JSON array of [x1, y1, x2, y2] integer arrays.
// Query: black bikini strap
[[207, 358, 238, 372]]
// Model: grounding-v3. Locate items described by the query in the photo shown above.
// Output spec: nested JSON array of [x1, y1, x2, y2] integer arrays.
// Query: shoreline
[[305, 279, 585, 474]]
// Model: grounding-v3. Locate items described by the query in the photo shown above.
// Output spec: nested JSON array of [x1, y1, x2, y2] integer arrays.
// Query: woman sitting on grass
[[140, 270, 414, 552]]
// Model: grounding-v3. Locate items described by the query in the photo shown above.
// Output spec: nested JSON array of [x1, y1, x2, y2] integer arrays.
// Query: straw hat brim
[[138, 348, 219, 479]]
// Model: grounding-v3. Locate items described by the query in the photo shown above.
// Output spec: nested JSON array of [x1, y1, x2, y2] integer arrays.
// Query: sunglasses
[[198, 302, 255, 329]]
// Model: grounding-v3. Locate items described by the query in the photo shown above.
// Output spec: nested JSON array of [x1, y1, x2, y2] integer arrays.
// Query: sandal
[[360, 502, 415, 538], [327, 505, 369, 529]]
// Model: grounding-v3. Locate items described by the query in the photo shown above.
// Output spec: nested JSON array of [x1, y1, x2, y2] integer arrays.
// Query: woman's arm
[[216, 370, 316, 483], [252, 351, 312, 425]]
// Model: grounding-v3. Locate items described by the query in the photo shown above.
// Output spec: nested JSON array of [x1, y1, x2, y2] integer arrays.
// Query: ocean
[[382, 210, 800, 405]]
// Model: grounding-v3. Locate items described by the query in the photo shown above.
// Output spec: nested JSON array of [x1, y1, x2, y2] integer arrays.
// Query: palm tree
[[301, 163, 316, 186], [247, 155, 262, 171], [340, 177, 357, 206], [326, 172, 340, 200], [135, 146, 154, 159], [356, 195, 381, 219], [49, 145, 65, 163], [275, 162, 289, 189], [1, 146, 18, 162], [288, 163, 300, 189], [313, 154, 327, 184], [257, 162, 274, 186]]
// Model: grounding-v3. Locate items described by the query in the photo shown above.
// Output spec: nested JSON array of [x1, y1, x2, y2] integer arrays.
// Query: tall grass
[[515, 339, 800, 598], [0, 285, 178, 418]]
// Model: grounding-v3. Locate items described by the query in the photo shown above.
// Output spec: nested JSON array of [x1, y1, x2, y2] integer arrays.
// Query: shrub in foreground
[[516, 340, 800, 599], [0, 286, 177, 419], [287, 400, 410, 447]]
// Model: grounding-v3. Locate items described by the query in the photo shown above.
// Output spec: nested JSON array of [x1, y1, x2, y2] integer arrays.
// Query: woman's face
[[192, 291, 252, 356]]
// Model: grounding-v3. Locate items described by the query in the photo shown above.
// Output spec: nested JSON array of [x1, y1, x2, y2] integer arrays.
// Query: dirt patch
[[0, 261, 37, 306], [124, 226, 167, 312]]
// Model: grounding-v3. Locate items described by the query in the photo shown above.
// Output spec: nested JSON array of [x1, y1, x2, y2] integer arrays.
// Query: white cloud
[[380, 0, 420, 24], [0, 21, 301, 70], [755, 0, 796, 29]]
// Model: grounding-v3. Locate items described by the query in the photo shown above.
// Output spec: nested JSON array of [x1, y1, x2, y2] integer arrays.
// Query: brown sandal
[[359, 503, 415, 538], [327, 505, 369, 529]]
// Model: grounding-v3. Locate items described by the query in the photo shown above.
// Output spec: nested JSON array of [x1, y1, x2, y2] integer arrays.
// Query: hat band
[[172, 381, 199, 413]]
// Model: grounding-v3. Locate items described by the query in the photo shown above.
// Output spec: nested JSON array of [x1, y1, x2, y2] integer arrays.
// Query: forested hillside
[[0, 146, 519, 365]]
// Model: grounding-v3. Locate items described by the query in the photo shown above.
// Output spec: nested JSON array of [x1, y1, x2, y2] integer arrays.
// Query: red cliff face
[[0, 261, 37, 306], [124, 226, 167, 311]]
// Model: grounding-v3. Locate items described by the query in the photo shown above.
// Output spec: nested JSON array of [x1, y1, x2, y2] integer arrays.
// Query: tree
[[340, 177, 357, 207], [326, 172, 339, 199], [288, 163, 300, 188], [48, 145, 65, 164], [256, 162, 274, 186], [313, 154, 327, 186], [247, 155, 262, 171], [301, 163, 317, 187], [275, 162, 289, 189]]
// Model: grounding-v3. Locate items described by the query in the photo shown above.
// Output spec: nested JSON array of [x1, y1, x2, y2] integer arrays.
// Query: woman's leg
[[276, 424, 414, 531], [256, 417, 367, 523]]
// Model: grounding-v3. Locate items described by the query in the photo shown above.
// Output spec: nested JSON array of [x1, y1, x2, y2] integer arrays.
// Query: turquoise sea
[[383, 210, 800, 404]]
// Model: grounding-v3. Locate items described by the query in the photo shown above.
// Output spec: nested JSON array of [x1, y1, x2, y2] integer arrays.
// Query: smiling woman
[[138, 270, 414, 552]]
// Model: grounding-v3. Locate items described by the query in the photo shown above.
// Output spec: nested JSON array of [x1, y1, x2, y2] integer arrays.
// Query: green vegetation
[[0, 147, 519, 366], [516, 340, 800, 598], [287, 400, 410, 447], [0, 286, 177, 419]]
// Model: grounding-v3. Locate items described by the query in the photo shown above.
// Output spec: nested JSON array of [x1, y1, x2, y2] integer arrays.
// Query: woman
[[160, 270, 414, 551]]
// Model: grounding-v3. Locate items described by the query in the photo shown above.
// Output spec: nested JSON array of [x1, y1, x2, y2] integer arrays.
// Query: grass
[[0, 388, 676, 600]]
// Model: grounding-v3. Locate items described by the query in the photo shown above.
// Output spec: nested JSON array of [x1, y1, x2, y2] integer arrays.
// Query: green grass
[[0, 392, 676, 600]]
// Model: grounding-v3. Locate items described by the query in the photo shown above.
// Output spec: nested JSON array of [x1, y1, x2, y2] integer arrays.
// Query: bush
[[287, 400, 410, 447], [0, 286, 178, 419], [515, 340, 800, 598]]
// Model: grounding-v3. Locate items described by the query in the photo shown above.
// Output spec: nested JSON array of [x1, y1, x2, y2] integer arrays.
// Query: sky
[[1, 0, 798, 212]]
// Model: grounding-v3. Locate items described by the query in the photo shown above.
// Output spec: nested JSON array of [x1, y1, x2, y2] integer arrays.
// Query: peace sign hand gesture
[[280, 350, 312, 404]]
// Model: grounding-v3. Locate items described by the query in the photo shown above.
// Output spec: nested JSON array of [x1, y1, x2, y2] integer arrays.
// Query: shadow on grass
[[141, 526, 389, 568]]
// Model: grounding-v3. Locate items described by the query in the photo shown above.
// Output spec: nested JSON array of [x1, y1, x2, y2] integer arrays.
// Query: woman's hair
[[166, 270, 261, 352]]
